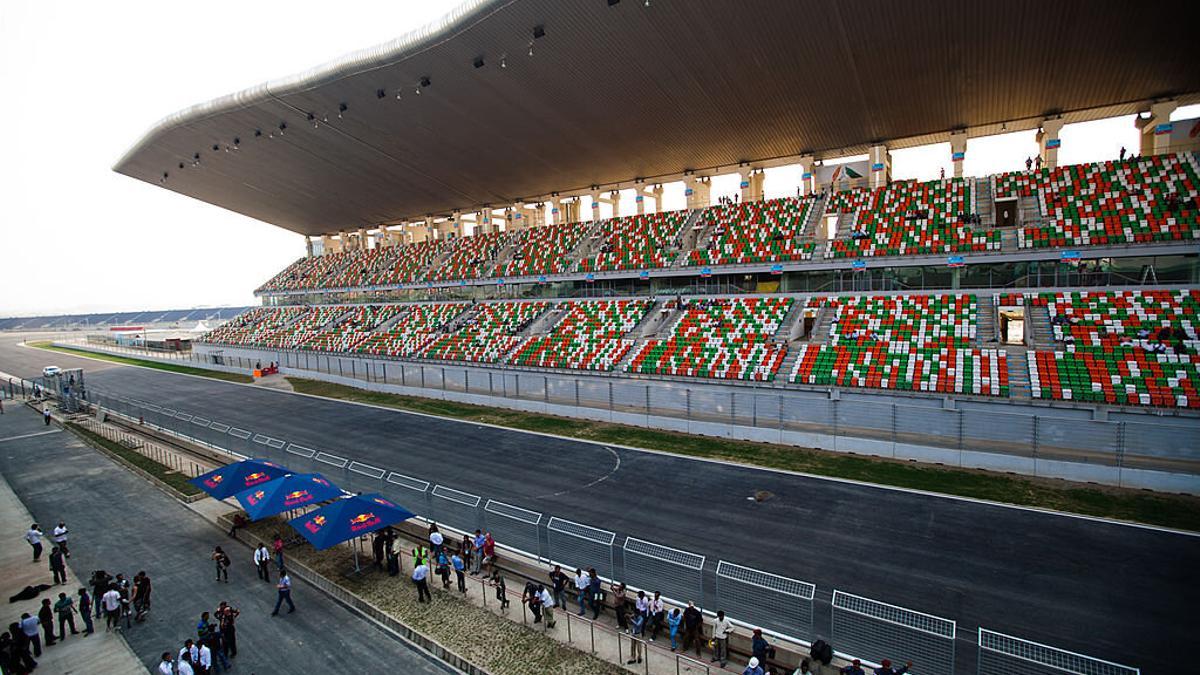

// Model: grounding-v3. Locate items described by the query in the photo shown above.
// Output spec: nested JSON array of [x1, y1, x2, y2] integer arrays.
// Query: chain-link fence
[[832, 590, 956, 675], [715, 560, 815, 642], [621, 537, 706, 605], [546, 517, 616, 581], [80, 388, 1148, 674], [977, 629, 1141, 675]]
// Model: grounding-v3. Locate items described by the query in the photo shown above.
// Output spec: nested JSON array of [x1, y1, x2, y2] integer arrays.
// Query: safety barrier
[[546, 517, 616, 581], [483, 499, 544, 562], [715, 560, 815, 642], [832, 590, 956, 675], [430, 484, 482, 532], [977, 628, 1140, 675], [621, 537, 705, 605]]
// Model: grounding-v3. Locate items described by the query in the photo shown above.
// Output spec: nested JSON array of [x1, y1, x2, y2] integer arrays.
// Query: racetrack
[[4, 334, 1197, 673]]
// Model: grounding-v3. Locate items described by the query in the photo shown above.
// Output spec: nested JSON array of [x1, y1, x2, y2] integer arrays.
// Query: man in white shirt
[[254, 542, 272, 583], [429, 529, 444, 558], [25, 523, 44, 562], [198, 642, 213, 673], [647, 592, 665, 641], [52, 521, 69, 558], [573, 568, 590, 616], [710, 610, 734, 667], [158, 652, 175, 675], [102, 586, 122, 632], [412, 561, 431, 603], [536, 584, 557, 629], [179, 639, 198, 665]]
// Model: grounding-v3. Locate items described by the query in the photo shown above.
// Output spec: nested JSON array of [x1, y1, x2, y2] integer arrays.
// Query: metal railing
[[83, 388, 1144, 674]]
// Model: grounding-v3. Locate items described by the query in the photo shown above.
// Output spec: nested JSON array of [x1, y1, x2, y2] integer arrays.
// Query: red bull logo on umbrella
[[246, 490, 267, 506], [312, 477, 331, 487], [283, 490, 313, 507], [203, 475, 224, 489], [371, 497, 395, 507], [304, 514, 327, 533], [243, 471, 271, 487], [348, 512, 381, 532]]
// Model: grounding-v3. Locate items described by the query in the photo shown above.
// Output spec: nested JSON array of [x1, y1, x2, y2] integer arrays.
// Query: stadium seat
[[578, 211, 688, 273], [419, 301, 551, 363], [355, 303, 470, 357], [687, 197, 818, 267], [495, 223, 589, 278], [824, 178, 1000, 258], [626, 297, 791, 381], [994, 154, 1200, 248], [510, 299, 653, 371], [426, 232, 508, 282]]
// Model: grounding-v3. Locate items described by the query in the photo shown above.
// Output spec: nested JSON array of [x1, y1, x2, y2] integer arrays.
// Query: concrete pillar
[[1036, 117, 1065, 170], [320, 235, 334, 255], [685, 176, 711, 209], [652, 185, 664, 212], [949, 130, 968, 178], [423, 216, 436, 242], [739, 169, 764, 202], [508, 202, 528, 231], [608, 191, 622, 217], [434, 213, 458, 240], [357, 227, 368, 251], [1135, 99, 1179, 157], [869, 145, 891, 189], [550, 198, 564, 225], [797, 155, 815, 196], [476, 210, 494, 235], [305, 236, 314, 257], [635, 192, 646, 215]]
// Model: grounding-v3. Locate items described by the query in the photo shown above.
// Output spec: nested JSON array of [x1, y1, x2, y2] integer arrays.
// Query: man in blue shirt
[[271, 570, 295, 616], [471, 530, 487, 575], [451, 551, 467, 594]]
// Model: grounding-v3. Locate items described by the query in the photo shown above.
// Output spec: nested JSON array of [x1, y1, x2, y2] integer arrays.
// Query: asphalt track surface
[[0, 399, 451, 675], [5, 336, 1198, 673]]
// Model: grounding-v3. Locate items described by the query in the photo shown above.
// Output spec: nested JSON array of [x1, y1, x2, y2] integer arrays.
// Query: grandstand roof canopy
[[115, 0, 1200, 236]]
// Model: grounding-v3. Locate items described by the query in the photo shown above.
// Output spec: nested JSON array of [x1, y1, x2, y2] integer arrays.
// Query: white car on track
[[42, 365, 62, 378]]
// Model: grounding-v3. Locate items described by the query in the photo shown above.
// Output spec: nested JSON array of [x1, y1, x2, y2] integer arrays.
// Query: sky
[[0, 2, 1195, 317]]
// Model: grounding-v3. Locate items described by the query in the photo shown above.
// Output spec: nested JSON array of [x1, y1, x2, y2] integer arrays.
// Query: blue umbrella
[[288, 493, 415, 551], [234, 473, 343, 520], [189, 458, 289, 500]]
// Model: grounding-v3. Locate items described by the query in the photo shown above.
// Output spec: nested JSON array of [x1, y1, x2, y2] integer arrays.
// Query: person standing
[[710, 610, 734, 667], [626, 613, 645, 665], [37, 599, 56, 648], [612, 582, 629, 631], [428, 525, 444, 559], [9, 620, 38, 672], [271, 570, 295, 616], [54, 592, 79, 640], [839, 658, 866, 675], [176, 650, 195, 675], [211, 546, 230, 583], [411, 560, 431, 603], [48, 545, 67, 585], [872, 658, 912, 675], [25, 523, 44, 562], [647, 591, 665, 641], [89, 570, 111, 619], [573, 568, 590, 616], [460, 534, 473, 574], [536, 584, 556, 629], [197, 640, 214, 675], [634, 590, 650, 635], [132, 571, 152, 621], [548, 565, 569, 611], [52, 521, 69, 558], [471, 530, 486, 575], [752, 628, 775, 667], [254, 542, 271, 583], [411, 544, 428, 571], [101, 583, 122, 631], [521, 582, 543, 623], [77, 588, 95, 635], [43, 406, 52, 426], [216, 601, 239, 659], [451, 550, 466, 594], [667, 607, 683, 651], [481, 531, 496, 575], [587, 568, 603, 620], [272, 533, 285, 571], [489, 570, 509, 609], [179, 639, 199, 667], [682, 601, 703, 656], [19, 612, 42, 657], [158, 652, 175, 675]]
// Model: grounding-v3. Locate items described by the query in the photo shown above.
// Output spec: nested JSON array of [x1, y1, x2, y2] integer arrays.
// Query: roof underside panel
[[115, 0, 1200, 236]]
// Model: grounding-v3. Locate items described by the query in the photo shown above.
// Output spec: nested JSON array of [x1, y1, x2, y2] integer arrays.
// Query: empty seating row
[[497, 223, 588, 278], [625, 297, 792, 381], [295, 305, 405, 353], [202, 306, 310, 346], [427, 232, 506, 282], [578, 212, 687, 273], [828, 294, 977, 348], [419, 301, 551, 363], [790, 344, 1009, 396], [510, 299, 653, 371], [994, 154, 1200, 248], [687, 197, 818, 267], [355, 303, 469, 357], [824, 178, 1000, 258], [1029, 349, 1199, 408]]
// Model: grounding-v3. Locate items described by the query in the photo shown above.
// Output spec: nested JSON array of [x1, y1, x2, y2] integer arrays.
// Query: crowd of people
[[156, 601, 240, 675], [409, 524, 497, 604]]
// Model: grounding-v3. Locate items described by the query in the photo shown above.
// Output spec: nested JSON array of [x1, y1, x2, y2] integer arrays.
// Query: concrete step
[[1003, 348, 1032, 399], [614, 337, 649, 371], [521, 303, 569, 337], [774, 298, 807, 342], [809, 306, 836, 344]]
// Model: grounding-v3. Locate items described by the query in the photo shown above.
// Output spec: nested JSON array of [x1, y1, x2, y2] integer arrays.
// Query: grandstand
[[0, 306, 250, 332], [98, 2, 1200, 673]]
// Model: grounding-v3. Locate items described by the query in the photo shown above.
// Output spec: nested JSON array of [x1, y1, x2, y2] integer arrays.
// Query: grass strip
[[65, 422, 203, 496], [29, 341, 253, 383], [286, 376, 1200, 532]]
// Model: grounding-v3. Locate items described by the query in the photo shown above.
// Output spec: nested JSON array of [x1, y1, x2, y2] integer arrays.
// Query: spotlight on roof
[[607, 0, 619, 5], [233, 137, 241, 147], [500, 55, 507, 68], [376, 88, 386, 99], [212, 144, 220, 152], [278, 122, 287, 135], [338, 102, 348, 118], [473, 56, 485, 69], [254, 129, 262, 138], [308, 112, 318, 128], [533, 25, 545, 39], [420, 76, 431, 88], [178, 162, 185, 169], [528, 41, 534, 57]]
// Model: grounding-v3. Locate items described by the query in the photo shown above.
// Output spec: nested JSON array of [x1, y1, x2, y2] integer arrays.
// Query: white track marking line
[[0, 429, 62, 443]]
